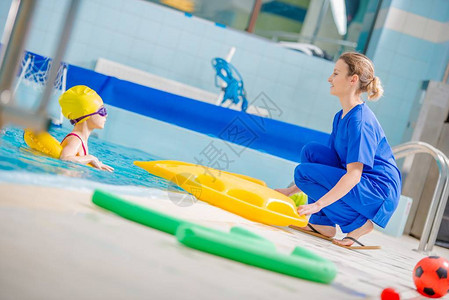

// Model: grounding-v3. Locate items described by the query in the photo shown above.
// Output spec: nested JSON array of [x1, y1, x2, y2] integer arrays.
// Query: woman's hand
[[297, 202, 322, 216], [297, 162, 363, 214]]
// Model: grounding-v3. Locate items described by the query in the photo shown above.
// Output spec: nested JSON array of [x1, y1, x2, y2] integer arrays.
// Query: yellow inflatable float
[[23, 129, 62, 159], [134, 160, 308, 227]]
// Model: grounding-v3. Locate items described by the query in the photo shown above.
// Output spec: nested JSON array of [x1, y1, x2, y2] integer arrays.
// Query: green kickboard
[[92, 190, 337, 284]]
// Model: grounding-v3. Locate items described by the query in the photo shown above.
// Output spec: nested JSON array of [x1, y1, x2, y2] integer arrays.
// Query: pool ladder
[[392, 142, 449, 253], [0, 0, 79, 131]]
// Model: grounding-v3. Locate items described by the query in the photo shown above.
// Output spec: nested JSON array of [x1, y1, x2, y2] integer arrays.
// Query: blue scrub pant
[[295, 142, 384, 233]]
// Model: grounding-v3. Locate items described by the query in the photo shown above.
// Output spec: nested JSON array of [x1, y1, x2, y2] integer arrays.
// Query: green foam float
[[92, 190, 336, 284]]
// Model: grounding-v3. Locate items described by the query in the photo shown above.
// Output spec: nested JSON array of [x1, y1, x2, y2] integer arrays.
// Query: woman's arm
[[297, 162, 363, 215]]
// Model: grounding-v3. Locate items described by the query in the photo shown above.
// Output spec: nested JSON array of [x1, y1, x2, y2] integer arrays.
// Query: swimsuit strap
[[61, 133, 87, 156]]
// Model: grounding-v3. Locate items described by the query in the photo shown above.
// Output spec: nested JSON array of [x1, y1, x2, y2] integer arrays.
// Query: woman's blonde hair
[[339, 52, 383, 100]]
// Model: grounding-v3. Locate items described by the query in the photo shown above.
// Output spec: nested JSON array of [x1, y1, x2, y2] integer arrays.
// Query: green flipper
[[92, 190, 336, 284]]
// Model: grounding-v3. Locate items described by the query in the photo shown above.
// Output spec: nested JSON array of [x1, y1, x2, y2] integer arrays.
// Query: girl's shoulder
[[61, 132, 88, 156], [62, 132, 84, 143]]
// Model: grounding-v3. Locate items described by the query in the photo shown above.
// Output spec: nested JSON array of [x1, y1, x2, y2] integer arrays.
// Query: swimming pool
[[0, 125, 182, 196], [2, 51, 304, 195], [4, 47, 322, 191]]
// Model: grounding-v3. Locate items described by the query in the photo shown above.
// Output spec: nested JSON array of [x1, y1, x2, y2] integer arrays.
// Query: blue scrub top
[[329, 103, 402, 223]]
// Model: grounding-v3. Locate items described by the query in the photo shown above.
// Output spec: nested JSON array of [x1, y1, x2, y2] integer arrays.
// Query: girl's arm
[[297, 162, 363, 215], [60, 137, 114, 172]]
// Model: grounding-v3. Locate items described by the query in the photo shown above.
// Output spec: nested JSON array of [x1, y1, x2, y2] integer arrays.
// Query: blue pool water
[[0, 126, 179, 193]]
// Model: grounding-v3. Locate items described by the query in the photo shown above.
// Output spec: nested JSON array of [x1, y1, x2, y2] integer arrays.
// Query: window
[[147, 0, 382, 60]]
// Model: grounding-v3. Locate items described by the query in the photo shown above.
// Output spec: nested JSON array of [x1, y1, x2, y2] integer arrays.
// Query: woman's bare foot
[[333, 220, 374, 246], [304, 223, 336, 238]]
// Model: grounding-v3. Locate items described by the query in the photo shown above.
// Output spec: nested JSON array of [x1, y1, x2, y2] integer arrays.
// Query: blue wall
[[1, 0, 448, 147]]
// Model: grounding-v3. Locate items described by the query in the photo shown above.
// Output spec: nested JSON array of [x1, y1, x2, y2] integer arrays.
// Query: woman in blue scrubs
[[277, 52, 401, 248]]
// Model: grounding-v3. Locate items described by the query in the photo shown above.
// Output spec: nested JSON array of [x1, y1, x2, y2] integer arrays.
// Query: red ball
[[413, 256, 449, 298], [381, 287, 400, 300]]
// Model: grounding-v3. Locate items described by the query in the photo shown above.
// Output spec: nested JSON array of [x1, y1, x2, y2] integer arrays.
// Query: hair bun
[[368, 76, 383, 100]]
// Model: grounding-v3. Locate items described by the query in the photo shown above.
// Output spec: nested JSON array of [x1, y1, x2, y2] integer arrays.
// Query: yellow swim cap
[[59, 85, 103, 124]]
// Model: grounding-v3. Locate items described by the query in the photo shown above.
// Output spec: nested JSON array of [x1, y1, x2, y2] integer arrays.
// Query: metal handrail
[[0, 0, 35, 105], [393, 141, 449, 253], [0, 0, 80, 131]]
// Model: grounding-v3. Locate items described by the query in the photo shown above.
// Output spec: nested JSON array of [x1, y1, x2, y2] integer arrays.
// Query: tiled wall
[[0, 0, 339, 134], [390, 0, 449, 22], [1, 0, 448, 147], [366, 0, 449, 144], [0, 0, 343, 138]]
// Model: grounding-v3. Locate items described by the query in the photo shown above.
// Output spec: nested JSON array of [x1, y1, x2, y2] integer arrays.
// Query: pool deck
[[1, 183, 448, 299]]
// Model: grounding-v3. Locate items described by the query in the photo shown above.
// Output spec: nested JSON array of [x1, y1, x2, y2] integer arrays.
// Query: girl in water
[[59, 85, 113, 172]]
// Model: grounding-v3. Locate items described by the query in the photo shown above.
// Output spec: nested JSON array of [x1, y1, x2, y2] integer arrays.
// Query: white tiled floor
[[1, 184, 448, 299]]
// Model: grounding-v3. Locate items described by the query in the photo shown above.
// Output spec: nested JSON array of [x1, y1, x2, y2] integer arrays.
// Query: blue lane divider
[[19, 49, 330, 162]]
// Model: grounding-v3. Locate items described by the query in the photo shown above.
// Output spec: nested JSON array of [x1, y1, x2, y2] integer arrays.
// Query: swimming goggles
[[70, 106, 107, 125]]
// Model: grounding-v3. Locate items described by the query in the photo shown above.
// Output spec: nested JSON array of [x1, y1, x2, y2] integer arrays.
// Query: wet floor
[[1, 184, 448, 299]]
